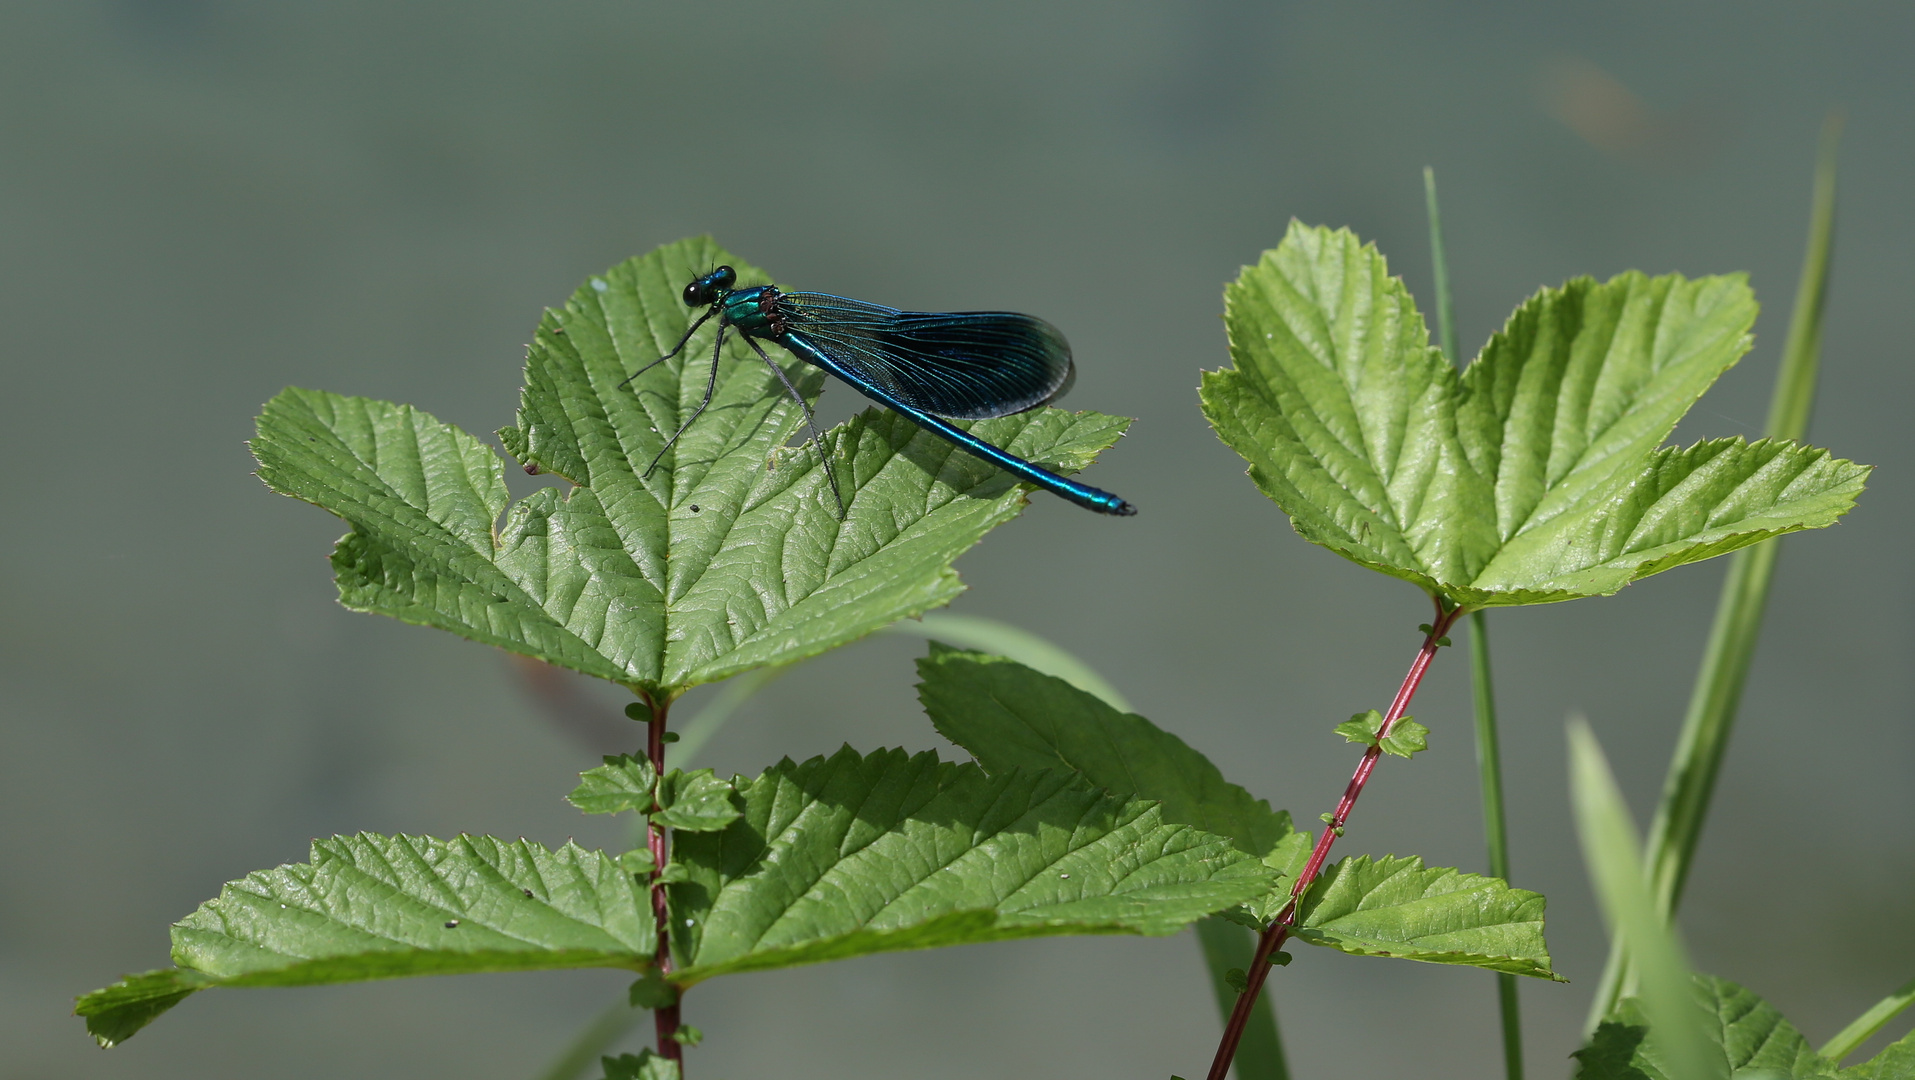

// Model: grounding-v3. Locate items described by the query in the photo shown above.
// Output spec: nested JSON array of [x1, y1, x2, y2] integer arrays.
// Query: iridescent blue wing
[[779, 292, 1074, 419]]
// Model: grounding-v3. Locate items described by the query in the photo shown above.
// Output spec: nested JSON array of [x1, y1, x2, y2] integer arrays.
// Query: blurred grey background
[[2, 2, 1910, 1078]]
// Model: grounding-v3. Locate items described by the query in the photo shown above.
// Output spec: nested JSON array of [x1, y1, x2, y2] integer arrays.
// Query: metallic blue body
[[771, 331, 1133, 515], [639, 266, 1134, 516]]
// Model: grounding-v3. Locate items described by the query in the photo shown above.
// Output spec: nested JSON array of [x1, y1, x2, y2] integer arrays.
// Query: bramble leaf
[[251, 238, 1132, 696], [1574, 975, 1845, 1080], [1292, 854, 1562, 980], [1842, 1030, 1915, 1080], [601, 1050, 680, 1080], [569, 754, 658, 815], [916, 646, 1293, 857], [75, 834, 653, 1045], [666, 746, 1275, 985], [1202, 223, 1869, 608], [1334, 709, 1385, 746], [1380, 718, 1430, 759], [654, 769, 742, 832], [74, 969, 213, 1048]]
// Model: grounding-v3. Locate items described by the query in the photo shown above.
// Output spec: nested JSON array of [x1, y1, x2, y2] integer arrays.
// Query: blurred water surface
[[2, 3, 1911, 1078]]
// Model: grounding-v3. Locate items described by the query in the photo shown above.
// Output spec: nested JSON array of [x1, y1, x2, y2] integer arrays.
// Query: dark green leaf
[[1576, 976, 1842, 1080], [252, 239, 1132, 697], [667, 746, 1275, 985], [654, 769, 742, 832], [916, 646, 1293, 857], [76, 834, 654, 1045], [1202, 223, 1868, 609], [570, 755, 658, 815], [1232, 828, 1317, 928], [1842, 1030, 1915, 1080], [627, 970, 676, 1009], [1291, 854, 1562, 980], [601, 1050, 680, 1080]]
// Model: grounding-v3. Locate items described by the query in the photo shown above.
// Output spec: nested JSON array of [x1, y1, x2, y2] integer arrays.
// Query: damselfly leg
[[641, 317, 727, 478], [617, 307, 716, 390], [739, 333, 845, 516]]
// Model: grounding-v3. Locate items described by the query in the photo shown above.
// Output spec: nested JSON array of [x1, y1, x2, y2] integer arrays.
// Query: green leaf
[[1289, 854, 1562, 980], [569, 754, 658, 815], [916, 645, 1293, 857], [1380, 718, 1429, 759], [1842, 1029, 1915, 1080], [1575, 976, 1843, 1080], [73, 969, 214, 1048], [1332, 709, 1426, 757], [627, 969, 676, 1009], [251, 238, 1132, 697], [666, 746, 1276, 985], [1333, 710, 1384, 747], [75, 834, 654, 1045], [601, 1050, 681, 1080], [1201, 222, 1869, 609], [1233, 828, 1316, 927], [654, 769, 742, 832]]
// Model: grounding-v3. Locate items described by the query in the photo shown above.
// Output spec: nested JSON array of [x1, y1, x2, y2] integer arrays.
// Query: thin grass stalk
[[1820, 975, 1915, 1063], [1426, 166, 1524, 1080]]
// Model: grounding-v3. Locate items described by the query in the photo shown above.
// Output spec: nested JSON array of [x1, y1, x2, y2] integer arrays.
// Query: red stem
[[644, 692, 683, 1068], [1204, 601, 1465, 1080]]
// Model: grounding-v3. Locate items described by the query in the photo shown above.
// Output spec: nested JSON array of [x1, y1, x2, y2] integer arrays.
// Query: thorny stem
[[642, 691, 684, 1069], [1204, 601, 1466, 1080]]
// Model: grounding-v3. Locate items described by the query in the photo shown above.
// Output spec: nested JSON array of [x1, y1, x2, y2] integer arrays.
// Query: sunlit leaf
[[252, 238, 1132, 696], [75, 834, 653, 1045], [666, 746, 1275, 984], [1202, 223, 1868, 608], [1290, 854, 1562, 980], [916, 646, 1292, 857]]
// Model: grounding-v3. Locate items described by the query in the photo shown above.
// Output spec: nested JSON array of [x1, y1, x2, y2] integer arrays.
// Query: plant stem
[[1427, 166, 1525, 1080], [1422, 167, 1460, 364], [1585, 113, 1841, 1030], [1470, 612, 1523, 1080], [1197, 918, 1290, 1080], [1204, 602, 1466, 1080], [644, 691, 684, 1069]]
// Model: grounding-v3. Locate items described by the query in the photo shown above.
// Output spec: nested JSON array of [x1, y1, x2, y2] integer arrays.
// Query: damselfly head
[[683, 266, 737, 306]]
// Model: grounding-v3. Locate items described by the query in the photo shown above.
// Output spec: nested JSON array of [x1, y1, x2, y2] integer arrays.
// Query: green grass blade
[[1197, 917, 1289, 1080], [1588, 114, 1843, 1030], [667, 667, 783, 766], [1430, 166, 1526, 1080], [887, 612, 1131, 712], [1423, 167, 1461, 366], [1820, 975, 1915, 1063], [1473, 614, 1525, 1078], [532, 998, 650, 1080], [1568, 720, 1722, 1080]]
